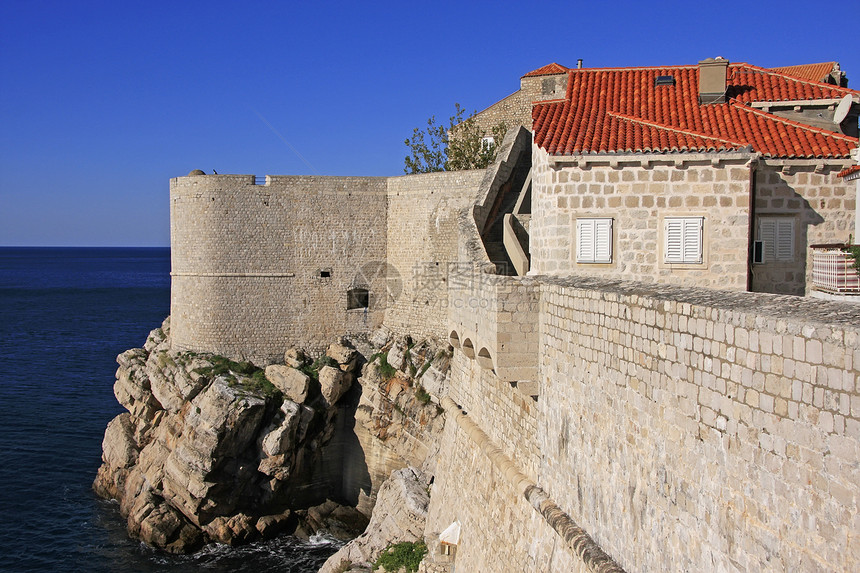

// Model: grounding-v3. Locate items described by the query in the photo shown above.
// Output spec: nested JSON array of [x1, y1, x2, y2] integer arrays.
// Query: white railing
[[811, 246, 860, 293]]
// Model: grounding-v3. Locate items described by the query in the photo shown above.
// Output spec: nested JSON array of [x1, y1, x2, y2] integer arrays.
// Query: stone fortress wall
[[537, 279, 860, 572], [384, 170, 486, 340], [170, 171, 488, 362], [170, 174, 390, 364], [429, 275, 860, 572]]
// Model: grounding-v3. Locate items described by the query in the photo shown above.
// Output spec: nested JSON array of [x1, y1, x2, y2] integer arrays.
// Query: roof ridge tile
[[734, 102, 860, 143], [606, 111, 749, 148]]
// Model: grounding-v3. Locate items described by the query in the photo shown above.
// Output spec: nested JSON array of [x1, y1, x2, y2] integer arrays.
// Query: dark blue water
[[0, 248, 338, 572]]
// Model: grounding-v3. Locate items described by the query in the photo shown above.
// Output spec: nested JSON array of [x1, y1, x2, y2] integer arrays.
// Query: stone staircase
[[472, 126, 533, 276]]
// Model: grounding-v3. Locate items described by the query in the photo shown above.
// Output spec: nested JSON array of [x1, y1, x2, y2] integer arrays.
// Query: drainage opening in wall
[[318, 269, 331, 278], [347, 287, 369, 310]]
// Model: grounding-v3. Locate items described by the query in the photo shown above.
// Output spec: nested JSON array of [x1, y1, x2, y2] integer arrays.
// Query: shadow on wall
[[329, 381, 372, 507], [751, 170, 825, 296]]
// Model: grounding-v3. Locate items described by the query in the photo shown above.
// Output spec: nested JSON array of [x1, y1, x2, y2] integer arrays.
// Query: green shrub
[[844, 244, 860, 276], [415, 385, 431, 404], [193, 355, 279, 398], [373, 541, 427, 573], [299, 354, 339, 382], [368, 352, 397, 381]]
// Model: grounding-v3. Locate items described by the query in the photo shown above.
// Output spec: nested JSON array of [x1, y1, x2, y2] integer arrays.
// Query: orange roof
[[523, 63, 569, 77], [770, 63, 836, 83], [838, 165, 860, 178], [533, 63, 858, 158]]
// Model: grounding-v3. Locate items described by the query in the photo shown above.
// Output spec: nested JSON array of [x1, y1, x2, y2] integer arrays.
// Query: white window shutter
[[665, 217, 703, 263], [759, 219, 776, 262], [758, 218, 794, 262], [775, 219, 794, 261], [683, 218, 702, 263], [576, 218, 612, 263], [665, 219, 683, 262], [577, 219, 595, 262], [594, 219, 612, 263]]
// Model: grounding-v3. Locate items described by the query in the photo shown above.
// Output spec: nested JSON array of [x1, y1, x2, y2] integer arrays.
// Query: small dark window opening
[[655, 75, 675, 86], [347, 288, 369, 310], [753, 240, 764, 264], [319, 270, 331, 278]]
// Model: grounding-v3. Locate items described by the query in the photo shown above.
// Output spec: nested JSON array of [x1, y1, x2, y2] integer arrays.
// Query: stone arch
[[449, 330, 461, 348], [477, 347, 494, 370], [461, 338, 475, 359]]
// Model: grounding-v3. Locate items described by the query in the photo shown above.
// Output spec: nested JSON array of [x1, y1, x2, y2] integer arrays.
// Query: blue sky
[[1, 0, 857, 247]]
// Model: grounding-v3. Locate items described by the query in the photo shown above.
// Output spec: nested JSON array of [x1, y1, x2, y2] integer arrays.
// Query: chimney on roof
[[577, 59, 583, 69], [698, 57, 729, 104]]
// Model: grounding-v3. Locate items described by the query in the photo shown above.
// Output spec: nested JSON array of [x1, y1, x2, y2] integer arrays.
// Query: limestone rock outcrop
[[319, 467, 430, 573], [265, 364, 310, 403], [354, 337, 450, 494], [93, 318, 363, 553], [96, 321, 453, 562], [319, 335, 453, 572]]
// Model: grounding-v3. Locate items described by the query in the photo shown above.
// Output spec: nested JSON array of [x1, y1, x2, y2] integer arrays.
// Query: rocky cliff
[[317, 335, 452, 572], [94, 318, 369, 551], [94, 318, 451, 559]]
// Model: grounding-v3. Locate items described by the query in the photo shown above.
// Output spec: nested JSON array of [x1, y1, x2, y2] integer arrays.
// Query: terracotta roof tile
[[770, 63, 837, 83], [838, 165, 860, 178], [523, 63, 569, 77], [532, 63, 859, 158]]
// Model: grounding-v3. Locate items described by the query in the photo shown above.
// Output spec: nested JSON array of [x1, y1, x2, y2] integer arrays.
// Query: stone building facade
[[530, 59, 859, 297], [530, 151, 756, 290], [468, 63, 570, 135]]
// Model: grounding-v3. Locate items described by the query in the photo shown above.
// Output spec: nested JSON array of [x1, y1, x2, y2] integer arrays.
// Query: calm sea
[[0, 247, 339, 572]]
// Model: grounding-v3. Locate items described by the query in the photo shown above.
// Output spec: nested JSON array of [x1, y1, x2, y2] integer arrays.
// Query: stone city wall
[[536, 276, 860, 572], [470, 90, 532, 135], [384, 170, 485, 341], [170, 174, 388, 363], [530, 147, 755, 291], [752, 161, 855, 295], [424, 402, 584, 573], [444, 349, 540, 481]]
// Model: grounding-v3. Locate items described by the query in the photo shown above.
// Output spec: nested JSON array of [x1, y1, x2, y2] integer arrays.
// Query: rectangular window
[[757, 217, 794, 262], [347, 288, 369, 310], [576, 218, 613, 263], [665, 217, 703, 264]]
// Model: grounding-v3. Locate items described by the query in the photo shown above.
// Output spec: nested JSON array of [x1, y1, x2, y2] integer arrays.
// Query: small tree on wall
[[404, 103, 507, 174], [843, 236, 860, 277]]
